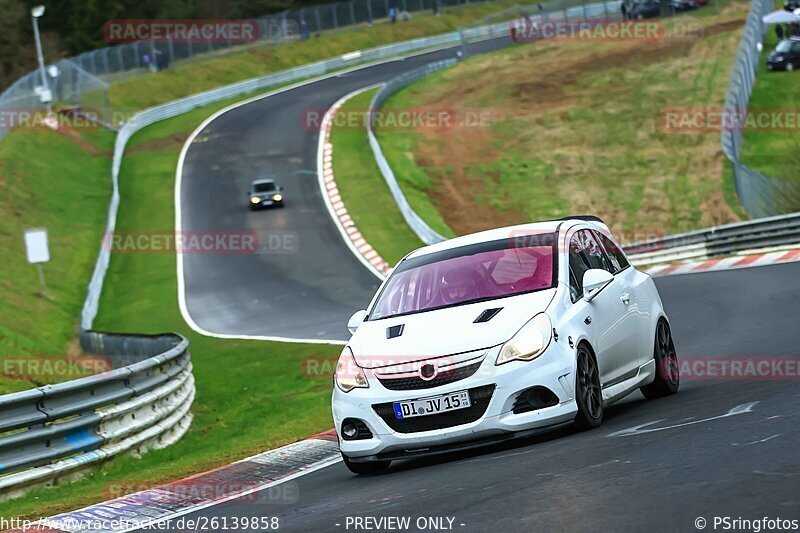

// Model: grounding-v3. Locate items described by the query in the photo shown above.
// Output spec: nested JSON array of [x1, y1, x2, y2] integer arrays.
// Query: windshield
[[776, 40, 792, 53], [369, 234, 556, 320], [253, 182, 277, 193]]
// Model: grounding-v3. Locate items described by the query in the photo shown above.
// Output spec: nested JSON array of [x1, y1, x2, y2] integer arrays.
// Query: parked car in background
[[623, 0, 662, 19], [767, 38, 800, 71]]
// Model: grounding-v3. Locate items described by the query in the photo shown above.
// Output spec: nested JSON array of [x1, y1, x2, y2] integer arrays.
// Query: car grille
[[377, 361, 483, 391], [372, 384, 495, 433]]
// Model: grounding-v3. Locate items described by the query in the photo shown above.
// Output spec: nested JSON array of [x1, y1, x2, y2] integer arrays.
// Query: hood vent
[[474, 308, 503, 323], [386, 324, 405, 339]]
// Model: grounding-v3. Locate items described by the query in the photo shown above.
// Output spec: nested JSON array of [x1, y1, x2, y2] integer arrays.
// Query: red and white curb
[[317, 85, 392, 280], [641, 247, 800, 277], [16, 431, 341, 532]]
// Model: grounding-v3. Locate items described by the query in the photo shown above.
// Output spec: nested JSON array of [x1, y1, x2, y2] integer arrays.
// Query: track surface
[[175, 37, 800, 532], [147, 262, 800, 531], [179, 39, 505, 341]]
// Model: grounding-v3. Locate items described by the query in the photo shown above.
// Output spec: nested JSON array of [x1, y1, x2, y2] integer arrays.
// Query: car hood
[[349, 288, 556, 368]]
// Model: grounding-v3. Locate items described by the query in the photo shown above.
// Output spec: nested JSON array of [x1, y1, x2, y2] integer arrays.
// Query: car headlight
[[335, 346, 369, 393], [250, 196, 261, 204], [496, 313, 553, 365], [774, 55, 784, 61], [273, 194, 283, 201]]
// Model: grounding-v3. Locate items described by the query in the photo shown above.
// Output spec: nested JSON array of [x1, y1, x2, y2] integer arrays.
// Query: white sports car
[[332, 216, 679, 474]]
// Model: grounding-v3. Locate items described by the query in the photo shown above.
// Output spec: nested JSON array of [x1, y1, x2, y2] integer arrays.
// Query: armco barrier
[[0, 332, 194, 501], [367, 59, 458, 245], [625, 212, 800, 266]]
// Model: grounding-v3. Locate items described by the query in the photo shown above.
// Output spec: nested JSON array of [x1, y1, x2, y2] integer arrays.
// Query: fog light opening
[[513, 386, 559, 414], [340, 418, 373, 440]]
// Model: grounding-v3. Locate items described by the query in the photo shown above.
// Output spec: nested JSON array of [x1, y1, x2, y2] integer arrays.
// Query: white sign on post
[[24, 228, 49, 295], [24, 228, 50, 263]]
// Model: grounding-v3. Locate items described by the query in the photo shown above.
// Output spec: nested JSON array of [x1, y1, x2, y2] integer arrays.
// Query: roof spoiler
[[556, 215, 610, 234]]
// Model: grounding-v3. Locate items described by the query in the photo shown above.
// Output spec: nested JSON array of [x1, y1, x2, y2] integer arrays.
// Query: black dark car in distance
[[622, 0, 661, 18], [767, 38, 800, 71], [249, 178, 285, 209]]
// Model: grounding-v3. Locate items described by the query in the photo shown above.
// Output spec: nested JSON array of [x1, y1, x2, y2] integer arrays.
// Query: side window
[[568, 230, 608, 301], [594, 231, 630, 273]]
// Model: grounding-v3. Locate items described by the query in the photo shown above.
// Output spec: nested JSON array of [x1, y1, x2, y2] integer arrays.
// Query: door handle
[[620, 292, 630, 305]]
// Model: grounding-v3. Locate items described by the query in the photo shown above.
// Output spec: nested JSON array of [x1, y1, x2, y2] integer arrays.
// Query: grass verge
[[330, 89, 427, 265], [0, 126, 115, 393], [0, 98, 340, 519], [373, 3, 751, 238], [109, 0, 536, 116]]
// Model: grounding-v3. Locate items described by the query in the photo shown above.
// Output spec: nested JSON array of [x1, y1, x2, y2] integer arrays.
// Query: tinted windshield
[[369, 234, 557, 320], [253, 182, 277, 192], [776, 40, 792, 53]]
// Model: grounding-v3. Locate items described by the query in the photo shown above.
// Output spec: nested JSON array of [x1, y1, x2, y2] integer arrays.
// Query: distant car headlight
[[773, 55, 784, 61], [496, 313, 553, 365], [335, 346, 369, 393], [273, 194, 283, 201], [250, 196, 261, 204]]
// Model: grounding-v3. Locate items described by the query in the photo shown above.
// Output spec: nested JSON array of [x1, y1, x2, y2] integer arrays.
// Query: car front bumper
[[332, 342, 578, 459]]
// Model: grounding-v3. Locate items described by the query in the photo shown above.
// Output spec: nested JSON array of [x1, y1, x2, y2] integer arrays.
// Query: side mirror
[[279, 185, 285, 191], [582, 269, 613, 302], [347, 310, 367, 335]]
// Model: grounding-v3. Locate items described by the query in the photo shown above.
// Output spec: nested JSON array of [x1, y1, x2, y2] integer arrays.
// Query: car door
[[567, 229, 639, 387], [594, 230, 653, 368]]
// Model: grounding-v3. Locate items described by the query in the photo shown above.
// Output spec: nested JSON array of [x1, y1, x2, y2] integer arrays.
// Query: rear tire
[[342, 453, 391, 475], [574, 345, 603, 430], [640, 319, 680, 399]]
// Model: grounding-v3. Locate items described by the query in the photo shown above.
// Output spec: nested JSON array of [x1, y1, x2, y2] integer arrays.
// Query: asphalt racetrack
[[145, 262, 800, 531], [171, 35, 800, 532], [178, 39, 507, 341]]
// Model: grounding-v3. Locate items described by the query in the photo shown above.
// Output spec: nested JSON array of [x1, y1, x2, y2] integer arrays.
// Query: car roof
[[405, 217, 609, 260], [252, 178, 276, 185]]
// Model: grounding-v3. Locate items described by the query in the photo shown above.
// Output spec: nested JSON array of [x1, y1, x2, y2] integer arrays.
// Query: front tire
[[640, 319, 680, 399], [342, 453, 391, 475], [574, 345, 603, 430]]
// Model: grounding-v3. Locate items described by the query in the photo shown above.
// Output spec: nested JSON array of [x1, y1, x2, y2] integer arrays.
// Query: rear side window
[[594, 231, 630, 273], [568, 230, 608, 300]]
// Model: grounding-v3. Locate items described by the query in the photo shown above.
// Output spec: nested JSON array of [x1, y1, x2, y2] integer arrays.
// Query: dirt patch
[[127, 133, 189, 154], [56, 127, 112, 157], [393, 12, 747, 235]]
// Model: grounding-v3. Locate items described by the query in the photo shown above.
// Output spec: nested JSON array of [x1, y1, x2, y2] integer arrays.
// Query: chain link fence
[[720, 0, 788, 218], [0, 0, 513, 143]]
